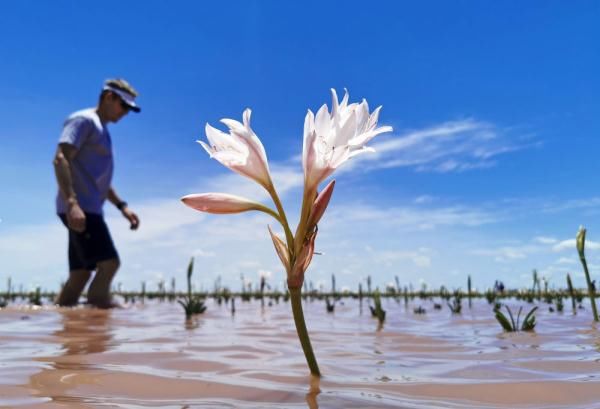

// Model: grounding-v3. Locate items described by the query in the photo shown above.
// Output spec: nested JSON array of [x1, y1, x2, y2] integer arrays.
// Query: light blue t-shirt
[[55, 108, 114, 215]]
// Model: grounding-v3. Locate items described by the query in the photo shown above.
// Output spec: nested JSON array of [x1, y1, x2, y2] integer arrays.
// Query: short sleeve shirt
[[55, 108, 114, 215]]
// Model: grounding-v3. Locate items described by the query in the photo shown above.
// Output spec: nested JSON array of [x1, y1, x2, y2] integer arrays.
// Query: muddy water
[[1, 297, 600, 408]]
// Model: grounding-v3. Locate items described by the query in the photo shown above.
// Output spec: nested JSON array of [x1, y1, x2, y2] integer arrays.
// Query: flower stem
[[579, 254, 599, 322], [268, 187, 295, 254], [289, 287, 321, 376], [294, 186, 315, 258]]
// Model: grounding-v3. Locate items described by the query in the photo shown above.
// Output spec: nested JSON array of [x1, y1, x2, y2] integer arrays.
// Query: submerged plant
[[178, 257, 207, 319], [532, 269, 540, 299], [181, 89, 392, 376], [325, 297, 335, 313], [29, 286, 41, 306], [467, 275, 472, 308], [485, 290, 496, 304], [331, 274, 336, 296], [447, 292, 462, 314], [555, 296, 564, 313], [414, 306, 426, 314], [369, 289, 386, 324], [576, 226, 599, 322], [495, 305, 538, 332]]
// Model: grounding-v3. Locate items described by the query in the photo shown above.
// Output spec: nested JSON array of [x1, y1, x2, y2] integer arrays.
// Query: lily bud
[[268, 226, 290, 272], [307, 180, 335, 230], [577, 226, 587, 258], [181, 193, 272, 215], [187, 257, 194, 281]]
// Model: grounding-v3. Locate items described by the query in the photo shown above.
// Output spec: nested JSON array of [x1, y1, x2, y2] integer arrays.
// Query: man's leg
[[56, 269, 92, 306], [87, 257, 120, 308]]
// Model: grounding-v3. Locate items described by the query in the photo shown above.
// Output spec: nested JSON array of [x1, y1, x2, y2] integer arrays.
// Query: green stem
[[579, 255, 599, 322], [294, 186, 315, 258], [289, 287, 321, 376], [268, 187, 295, 255], [253, 202, 282, 224]]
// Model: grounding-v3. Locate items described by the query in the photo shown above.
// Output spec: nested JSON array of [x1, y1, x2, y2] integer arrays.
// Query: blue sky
[[1, 1, 600, 293]]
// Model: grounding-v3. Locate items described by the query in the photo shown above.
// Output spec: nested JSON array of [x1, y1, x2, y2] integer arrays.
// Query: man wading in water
[[53, 78, 141, 308]]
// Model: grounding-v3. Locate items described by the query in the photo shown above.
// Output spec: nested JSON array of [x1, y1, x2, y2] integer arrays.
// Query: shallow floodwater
[[1, 297, 600, 408]]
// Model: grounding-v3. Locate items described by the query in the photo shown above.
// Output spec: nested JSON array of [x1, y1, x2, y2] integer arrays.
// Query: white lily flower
[[183, 89, 391, 377], [199, 108, 273, 190], [303, 89, 393, 191]]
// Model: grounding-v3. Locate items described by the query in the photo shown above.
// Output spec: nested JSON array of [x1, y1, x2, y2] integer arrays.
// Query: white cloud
[[414, 195, 434, 204], [471, 246, 530, 262], [553, 238, 600, 252], [366, 246, 432, 268], [542, 198, 600, 214], [328, 203, 499, 231], [555, 257, 576, 265], [534, 236, 558, 244], [339, 119, 539, 174], [193, 249, 216, 257]]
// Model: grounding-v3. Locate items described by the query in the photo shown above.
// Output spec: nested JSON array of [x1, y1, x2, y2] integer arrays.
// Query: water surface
[[1, 297, 600, 408]]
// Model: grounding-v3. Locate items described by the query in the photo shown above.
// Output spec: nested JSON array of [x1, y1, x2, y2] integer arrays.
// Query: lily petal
[[268, 226, 291, 272], [202, 111, 273, 190], [302, 110, 316, 176], [181, 193, 271, 215], [307, 179, 335, 229], [301, 89, 393, 191]]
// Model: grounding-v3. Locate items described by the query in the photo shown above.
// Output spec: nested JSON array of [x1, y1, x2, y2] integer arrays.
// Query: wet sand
[[1, 297, 600, 408]]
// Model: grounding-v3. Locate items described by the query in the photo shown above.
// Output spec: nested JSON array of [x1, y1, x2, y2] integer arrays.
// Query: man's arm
[[53, 143, 86, 232], [107, 187, 140, 230]]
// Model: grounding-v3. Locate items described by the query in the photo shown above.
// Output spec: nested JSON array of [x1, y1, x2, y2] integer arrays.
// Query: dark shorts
[[58, 213, 119, 271]]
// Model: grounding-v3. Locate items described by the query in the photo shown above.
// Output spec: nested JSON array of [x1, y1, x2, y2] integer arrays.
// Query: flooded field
[[1, 297, 600, 408]]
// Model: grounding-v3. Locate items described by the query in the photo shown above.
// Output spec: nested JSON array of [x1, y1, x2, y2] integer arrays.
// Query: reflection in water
[[184, 316, 202, 330], [29, 308, 113, 403], [55, 308, 113, 359], [305, 375, 321, 409]]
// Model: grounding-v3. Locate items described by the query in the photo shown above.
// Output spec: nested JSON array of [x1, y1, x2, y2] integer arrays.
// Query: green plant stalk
[[516, 306, 523, 329], [506, 305, 516, 330], [289, 287, 320, 376], [495, 310, 514, 332], [579, 254, 599, 322], [187, 257, 194, 299], [293, 186, 317, 259], [267, 186, 295, 254], [567, 273, 576, 314], [522, 306, 538, 331], [467, 275, 472, 308]]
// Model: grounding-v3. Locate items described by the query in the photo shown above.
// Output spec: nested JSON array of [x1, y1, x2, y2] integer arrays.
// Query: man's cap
[[103, 78, 141, 113]]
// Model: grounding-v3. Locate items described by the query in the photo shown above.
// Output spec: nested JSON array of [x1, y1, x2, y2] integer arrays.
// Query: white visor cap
[[103, 85, 141, 113]]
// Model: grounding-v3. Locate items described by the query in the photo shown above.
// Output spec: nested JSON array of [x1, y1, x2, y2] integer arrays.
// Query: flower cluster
[[182, 89, 392, 376], [182, 89, 392, 289]]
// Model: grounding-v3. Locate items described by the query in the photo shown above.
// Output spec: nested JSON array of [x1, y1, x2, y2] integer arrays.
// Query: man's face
[[105, 92, 131, 123]]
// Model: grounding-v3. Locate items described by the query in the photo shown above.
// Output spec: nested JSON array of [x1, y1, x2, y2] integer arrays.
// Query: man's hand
[[121, 207, 140, 230], [67, 200, 86, 232]]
